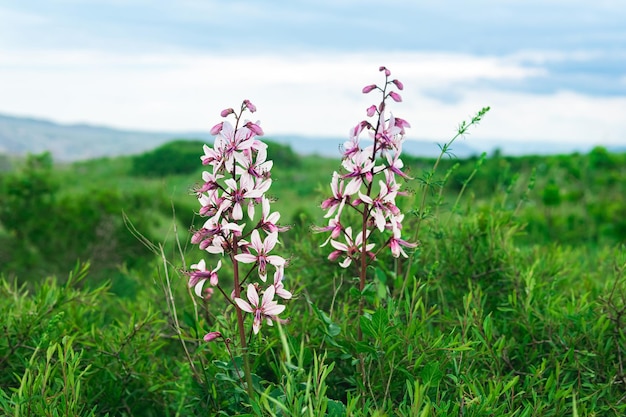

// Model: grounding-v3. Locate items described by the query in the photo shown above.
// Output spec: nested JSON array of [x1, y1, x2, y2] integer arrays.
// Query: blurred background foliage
[[1, 141, 625, 415]]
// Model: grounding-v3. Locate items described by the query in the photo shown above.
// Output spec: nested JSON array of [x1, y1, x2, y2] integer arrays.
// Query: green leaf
[[183, 310, 197, 332], [360, 316, 376, 338], [354, 341, 378, 355], [310, 300, 341, 337], [483, 314, 493, 341], [375, 267, 388, 285], [420, 361, 443, 387], [327, 399, 347, 417], [371, 308, 388, 337]]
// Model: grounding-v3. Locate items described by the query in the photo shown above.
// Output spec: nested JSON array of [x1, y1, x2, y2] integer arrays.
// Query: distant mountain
[[0, 113, 211, 161], [0, 112, 616, 162], [0, 112, 482, 161], [608, 145, 626, 153]]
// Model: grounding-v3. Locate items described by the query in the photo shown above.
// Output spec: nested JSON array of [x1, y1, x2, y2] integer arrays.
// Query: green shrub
[[131, 140, 206, 177], [3, 141, 626, 415]]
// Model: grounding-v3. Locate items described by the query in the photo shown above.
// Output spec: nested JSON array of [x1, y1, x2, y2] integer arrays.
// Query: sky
[[1, 0, 625, 148]]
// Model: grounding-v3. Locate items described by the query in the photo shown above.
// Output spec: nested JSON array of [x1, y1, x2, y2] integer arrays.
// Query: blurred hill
[[0, 113, 208, 161]]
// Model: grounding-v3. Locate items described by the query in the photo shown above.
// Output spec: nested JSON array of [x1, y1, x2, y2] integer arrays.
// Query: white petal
[[190, 259, 206, 271], [262, 285, 276, 306], [246, 284, 259, 307], [267, 255, 286, 266], [234, 253, 257, 264], [330, 239, 348, 251], [265, 303, 285, 316], [194, 279, 207, 298], [232, 203, 243, 220], [276, 288, 292, 300], [235, 297, 253, 313]]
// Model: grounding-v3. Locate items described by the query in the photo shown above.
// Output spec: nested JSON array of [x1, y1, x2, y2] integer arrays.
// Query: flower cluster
[[318, 66, 416, 267], [188, 100, 291, 338]]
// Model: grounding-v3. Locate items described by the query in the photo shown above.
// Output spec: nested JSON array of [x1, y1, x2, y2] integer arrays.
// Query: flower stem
[[232, 247, 255, 399], [357, 207, 369, 342]]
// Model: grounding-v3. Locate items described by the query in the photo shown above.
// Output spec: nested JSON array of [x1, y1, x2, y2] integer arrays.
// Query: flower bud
[[220, 108, 234, 117], [379, 66, 391, 76], [362, 84, 377, 94], [391, 79, 404, 90], [328, 250, 342, 261], [394, 117, 411, 129], [204, 287, 214, 300], [210, 122, 224, 135], [366, 105, 377, 117], [203, 331, 222, 342], [389, 91, 402, 102], [245, 121, 264, 136], [243, 99, 257, 113]]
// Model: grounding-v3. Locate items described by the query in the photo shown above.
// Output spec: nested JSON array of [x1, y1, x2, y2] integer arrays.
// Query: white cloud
[[0, 49, 624, 146]]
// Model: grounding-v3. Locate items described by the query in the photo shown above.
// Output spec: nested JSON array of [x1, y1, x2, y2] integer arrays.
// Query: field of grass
[[1, 139, 625, 416]]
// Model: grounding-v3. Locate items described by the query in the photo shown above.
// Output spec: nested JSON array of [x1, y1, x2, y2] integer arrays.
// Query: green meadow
[[1, 139, 625, 416]]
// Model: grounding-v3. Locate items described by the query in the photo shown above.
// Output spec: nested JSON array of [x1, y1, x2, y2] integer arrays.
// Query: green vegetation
[[1, 140, 625, 416]]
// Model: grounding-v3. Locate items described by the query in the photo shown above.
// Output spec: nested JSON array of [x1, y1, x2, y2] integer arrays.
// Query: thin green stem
[[403, 107, 490, 285], [159, 244, 201, 383]]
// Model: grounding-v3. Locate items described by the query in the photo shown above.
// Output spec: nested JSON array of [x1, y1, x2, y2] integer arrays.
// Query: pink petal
[[190, 259, 206, 272], [265, 303, 285, 316], [358, 191, 373, 204], [252, 318, 261, 334], [234, 253, 258, 264], [264, 232, 279, 252], [344, 178, 362, 196], [235, 297, 253, 313], [250, 230, 263, 251], [339, 258, 352, 268], [330, 240, 348, 251], [232, 203, 243, 220], [276, 288, 292, 300], [262, 285, 276, 305], [267, 255, 286, 266]]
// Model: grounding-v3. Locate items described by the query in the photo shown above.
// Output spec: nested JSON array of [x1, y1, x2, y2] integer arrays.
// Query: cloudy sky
[[1, 0, 625, 147]]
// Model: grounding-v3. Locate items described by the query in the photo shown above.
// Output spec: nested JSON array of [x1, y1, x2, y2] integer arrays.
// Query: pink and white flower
[[188, 259, 222, 297], [321, 172, 348, 219], [318, 66, 415, 268], [234, 284, 285, 334], [341, 150, 375, 196], [235, 230, 286, 281], [272, 266, 292, 300], [389, 222, 417, 258], [259, 196, 288, 233], [328, 227, 375, 268], [189, 100, 290, 339]]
